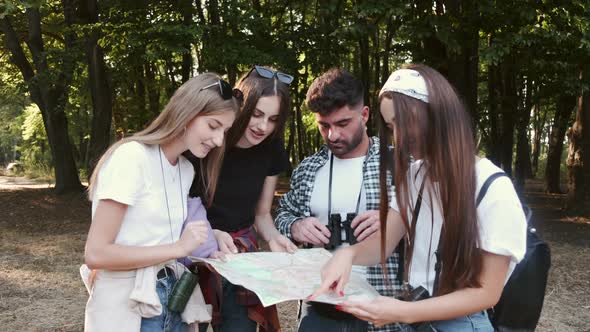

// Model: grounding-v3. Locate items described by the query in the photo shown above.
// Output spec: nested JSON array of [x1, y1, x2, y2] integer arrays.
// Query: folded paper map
[[190, 248, 379, 307]]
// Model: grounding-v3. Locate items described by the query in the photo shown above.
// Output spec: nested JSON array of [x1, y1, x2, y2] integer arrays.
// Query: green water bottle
[[167, 269, 199, 313]]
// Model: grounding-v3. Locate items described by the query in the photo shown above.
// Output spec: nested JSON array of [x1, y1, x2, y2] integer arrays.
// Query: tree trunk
[[145, 62, 160, 117], [180, 1, 194, 83], [531, 102, 545, 176], [368, 27, 379, 135], [445, 0, 479, 121], [358, 20, 370, 107], [80, 0, 113, 177], [487, 61, 501, 166], [295, 68, 309, 163], [545, 95, 576, 193], [1, 8, 82, 193], [514, 78, 534, 193], [499, 59, 517, 176], [381, 15, 394, 86], [566, 67, 590, 215]]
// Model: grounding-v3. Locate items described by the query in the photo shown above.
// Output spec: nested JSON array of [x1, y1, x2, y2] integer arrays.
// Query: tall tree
[[545, 94, 576, 193], [79, 0, 113, 176], [566, 67, 590, 214], [1, 3, 82, 192], [514, 77, 534, 192]]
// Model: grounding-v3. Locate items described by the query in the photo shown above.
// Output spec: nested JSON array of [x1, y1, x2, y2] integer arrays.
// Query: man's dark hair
[[306, 68, 364, 115]]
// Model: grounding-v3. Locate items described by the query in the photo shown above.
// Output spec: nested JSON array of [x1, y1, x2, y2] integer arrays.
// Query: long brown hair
[[88, 73, 240, 204], [379, 64, 482, 295], [225, 67, 291, 148]]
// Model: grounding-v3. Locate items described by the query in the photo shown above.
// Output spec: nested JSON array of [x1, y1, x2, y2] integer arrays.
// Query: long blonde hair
[[88, 73, 240, 203]]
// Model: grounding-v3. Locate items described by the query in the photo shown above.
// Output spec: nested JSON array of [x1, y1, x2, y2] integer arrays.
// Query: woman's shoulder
[[475, 157, 505, 181], [113, 141, 151, 158], [475, 157, 518, 202]]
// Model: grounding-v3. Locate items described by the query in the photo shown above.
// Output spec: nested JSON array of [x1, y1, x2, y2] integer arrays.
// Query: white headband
[[379, 69, 429, 103]]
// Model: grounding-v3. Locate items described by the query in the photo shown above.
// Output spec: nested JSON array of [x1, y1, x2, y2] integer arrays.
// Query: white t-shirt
[[310, 152, 368, 279], [91, 141, 194, 246], [389, 158, 527, 295]]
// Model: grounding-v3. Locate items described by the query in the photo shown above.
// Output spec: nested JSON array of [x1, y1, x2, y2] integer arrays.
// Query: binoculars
[[167, 267, 199, 313], [398, 284, 430, 302], [325, 213, 358, 250]]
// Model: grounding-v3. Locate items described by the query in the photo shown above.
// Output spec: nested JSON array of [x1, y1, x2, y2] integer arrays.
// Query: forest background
[[1, 1, 589, 331], [1, 0, 589, 214]]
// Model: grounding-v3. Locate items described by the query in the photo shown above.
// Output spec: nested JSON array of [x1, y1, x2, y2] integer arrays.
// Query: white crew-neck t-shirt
[[91, 141, 194, 246], [310, 152, 367, 279], [390, 158, 527, 295]]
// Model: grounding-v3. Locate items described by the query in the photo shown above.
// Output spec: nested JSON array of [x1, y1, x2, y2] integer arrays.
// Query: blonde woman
[[83, 73, 241, 332]]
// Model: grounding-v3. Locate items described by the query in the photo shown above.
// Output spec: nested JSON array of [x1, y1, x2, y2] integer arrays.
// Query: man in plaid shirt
[[275, 69, 401, 332]]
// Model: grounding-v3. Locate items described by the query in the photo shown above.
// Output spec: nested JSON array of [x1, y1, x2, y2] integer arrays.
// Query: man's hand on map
[[291, 217, 331, 246], [268, 234, 298, 253], [309, 246, 355, 299], [335, 295, 400, 327], [351, 210, 381, 242], [212, 229, 238, 258]]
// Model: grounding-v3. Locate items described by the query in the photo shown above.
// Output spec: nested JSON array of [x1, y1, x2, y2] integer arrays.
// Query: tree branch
[[0, 16, 35, 82]]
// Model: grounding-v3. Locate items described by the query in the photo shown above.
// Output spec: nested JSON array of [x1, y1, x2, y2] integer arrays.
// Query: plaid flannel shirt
[[275, 137, 402, 332]]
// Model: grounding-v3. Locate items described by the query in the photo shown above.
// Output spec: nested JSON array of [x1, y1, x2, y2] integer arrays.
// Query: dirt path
[[0, 175, 54, 189], [0, 178, 588, 331]]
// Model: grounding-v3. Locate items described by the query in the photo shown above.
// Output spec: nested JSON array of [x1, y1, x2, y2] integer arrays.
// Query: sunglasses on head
[[200, 79, 244, 101], [248, 65, 294, 85]]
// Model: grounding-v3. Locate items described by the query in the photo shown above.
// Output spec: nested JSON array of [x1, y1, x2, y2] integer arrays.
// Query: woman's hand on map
[[268, 234, 298, 253], [209, 250, 228, 260], [308, 246, 355, 299], [351, 210, 380, 241], [335, 295, 401, 327], [213, 230, 238, 256], [176, 221, 208, 256]]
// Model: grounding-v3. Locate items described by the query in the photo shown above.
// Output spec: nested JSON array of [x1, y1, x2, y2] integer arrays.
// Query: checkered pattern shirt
[[275, 137, 402, 332]]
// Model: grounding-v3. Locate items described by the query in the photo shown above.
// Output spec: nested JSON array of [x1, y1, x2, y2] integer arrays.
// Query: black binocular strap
[[327, 152, 366, 219]]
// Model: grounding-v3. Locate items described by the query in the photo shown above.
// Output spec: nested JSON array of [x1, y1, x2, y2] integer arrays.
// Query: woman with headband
[[311, 64, 527, 331], [187, 66, 296, 332], [83, 73, 240, 332]]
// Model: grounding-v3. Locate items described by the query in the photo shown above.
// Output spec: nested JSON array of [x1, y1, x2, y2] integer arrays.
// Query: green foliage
[[1, 0, 588, 175], [302, 110, 318, 135], [0, 64, 27, 165], [19, 104, 51, 169]]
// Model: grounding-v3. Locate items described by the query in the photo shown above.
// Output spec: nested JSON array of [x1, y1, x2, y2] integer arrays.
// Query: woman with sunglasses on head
[[311, 64, 527, 331], [83, 73, 240, 332], [187, 66, 296, 332]]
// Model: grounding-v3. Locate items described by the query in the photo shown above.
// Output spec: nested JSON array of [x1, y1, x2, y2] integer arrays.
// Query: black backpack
[[477, 172, 551, 331]]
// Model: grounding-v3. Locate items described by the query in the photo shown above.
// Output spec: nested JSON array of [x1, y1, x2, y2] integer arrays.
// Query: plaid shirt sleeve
[[274, 161, 310, 241]]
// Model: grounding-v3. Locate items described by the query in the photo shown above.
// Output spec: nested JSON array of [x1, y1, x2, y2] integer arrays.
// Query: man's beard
[[327, 123, 365, 157]]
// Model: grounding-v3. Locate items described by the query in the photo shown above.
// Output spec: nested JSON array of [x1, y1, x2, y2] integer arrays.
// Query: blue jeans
[[141, 273, 188, 332], [399, 311, 493, 332], [298, 301, 368, 332], [199, 278, 257, 332]]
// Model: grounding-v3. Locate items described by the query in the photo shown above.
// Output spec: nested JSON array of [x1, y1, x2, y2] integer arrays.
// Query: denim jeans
[[141, 273, 188, 332], [399, 311, 493, 332], [298, 301, 368, 332], [198, 278, 257, 332]]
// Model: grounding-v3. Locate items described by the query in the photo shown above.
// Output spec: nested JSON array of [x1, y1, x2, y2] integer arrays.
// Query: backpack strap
[[476, 172, 509, 207], [401, 179, 427, 290], [431, 171, 508, 296]]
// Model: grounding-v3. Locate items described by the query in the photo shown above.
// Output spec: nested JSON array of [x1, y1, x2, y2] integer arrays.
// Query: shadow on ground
[[0, 178, 588, 331]]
